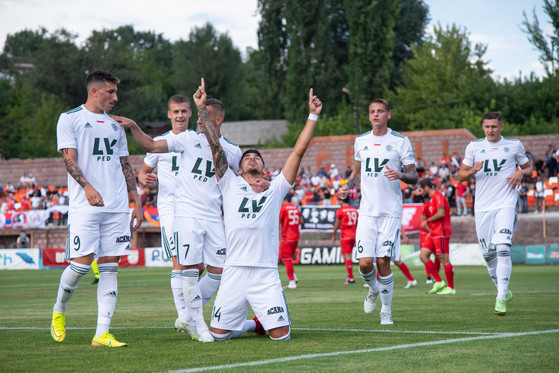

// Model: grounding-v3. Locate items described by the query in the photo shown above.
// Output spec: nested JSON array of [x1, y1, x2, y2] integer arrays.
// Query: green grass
[[1, 265, 558, 372]]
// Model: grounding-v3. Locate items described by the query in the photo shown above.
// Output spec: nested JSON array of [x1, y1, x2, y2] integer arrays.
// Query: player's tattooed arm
[[198, 107, 228, 180], [120, 156, 137, 193], [346, 172, 361, 190], [62, 148, 104, 206], [338, 161, 360, 199], [400, 164, 419, 185], [193, 78, 227, 181], [384, 164, 418, 184]]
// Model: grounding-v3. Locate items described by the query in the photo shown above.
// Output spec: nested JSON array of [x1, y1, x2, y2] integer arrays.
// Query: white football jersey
[[354, 128, 415, 217], [218, 168, 292, 268], [463, 137, 529, 212], [166, 130, 242, 221], [144, 131, 181, 218], [57, 105, 129, 213]]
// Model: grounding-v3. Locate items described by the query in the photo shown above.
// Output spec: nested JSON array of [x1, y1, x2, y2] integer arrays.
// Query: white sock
[[229, 320, 256, 339], [54, 262, 89, 313], [183, 269, 204, 325], [496, 245, 512, 301], [359, 268, 379, 293], [483, 250, 498, 288], [198, 272, 221, 305], [269, 330, 291, 340], [95, 263, 118, 338], [171, 270, 188, 321], [378, 273, 394, 314]]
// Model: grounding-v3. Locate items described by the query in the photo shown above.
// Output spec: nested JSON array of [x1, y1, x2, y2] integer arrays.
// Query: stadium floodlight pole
[[342, 87, 359, 134]]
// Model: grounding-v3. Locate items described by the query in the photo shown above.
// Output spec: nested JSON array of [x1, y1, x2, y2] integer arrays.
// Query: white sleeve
[[167, 132, 187, 153], [144, 153, 158, 169], [56, 113, 76, 151], [515, 141, 529, 166], [118, 127, 129, 157], [462, 143, 474, 167], [400, 137, 415, 165], [354, 139, 362, 162], [217, 167, 235, 194]]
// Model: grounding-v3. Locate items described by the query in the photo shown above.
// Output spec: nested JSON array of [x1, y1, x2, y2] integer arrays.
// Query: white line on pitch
[[0, 326, 499, 335], [169, 329, 559, 373], [471, 290, 559, 296]]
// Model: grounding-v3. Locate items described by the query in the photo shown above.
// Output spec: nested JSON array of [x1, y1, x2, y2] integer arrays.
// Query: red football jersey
[[427, 191, 452, 237], [279, 203, 301, 240], [336, 205, 358, 239], [420, 201, 430, 235]]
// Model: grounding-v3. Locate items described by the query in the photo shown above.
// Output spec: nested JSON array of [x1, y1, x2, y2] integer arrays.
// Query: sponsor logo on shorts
[[267, 306, 284, 315], [277, 315, 285, 322], [104, 291, 117, 298], [216, 248, 226, 255], [116, 235, 131, 243], [383, 240, 393, 247], [499, 229, 512, 235]]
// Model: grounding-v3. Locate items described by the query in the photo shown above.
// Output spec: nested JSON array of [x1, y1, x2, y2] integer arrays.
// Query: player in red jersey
[[279, 196, 302, 289], [332, 196, 358, 284], [417, 179, 455, 295], [418, 199, 440, 284]]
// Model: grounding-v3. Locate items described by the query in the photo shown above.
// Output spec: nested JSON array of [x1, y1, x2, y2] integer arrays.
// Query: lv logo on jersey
[[191, 157, 215, 181], [482, 159, 506, 176], [238, 196, 267, 218], [92, 137, 117, 161], [364, 157, 389, 177]]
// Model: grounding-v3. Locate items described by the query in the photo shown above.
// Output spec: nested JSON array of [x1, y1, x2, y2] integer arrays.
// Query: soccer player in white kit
[[458, 112, 531, 316], [193, 78, 322, 341], [138, 94, 204, 336], [51, 70, 143, 347], [338, 98, 418, 325]]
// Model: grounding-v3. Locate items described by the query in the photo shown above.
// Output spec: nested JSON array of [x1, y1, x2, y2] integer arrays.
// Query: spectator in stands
[[534, 176, 545, 213], [403, 185, 414, 203], [534, 156, 545, 176], [450, 151, 461, 169], [438, 163, 450, 181], [416, 157, 425, 178], [310, 172, 321, 187], [329, 163, 339, 179], [517, 181, 528, 214], [444, 180, 457, 216], [5, 182, 15, 194], [545, 144, 557, 178], [429, 162, 438, 176], [455, 182, 468, 216]]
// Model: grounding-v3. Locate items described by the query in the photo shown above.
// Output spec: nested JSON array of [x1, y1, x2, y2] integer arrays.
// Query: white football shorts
[[210, 266, 291, 331], [355, 215, 401, 260], [173, 217, 226, 267], [475, 207, 516, 254], [159, 213, 175, 259], [66, 211, 130, 260]]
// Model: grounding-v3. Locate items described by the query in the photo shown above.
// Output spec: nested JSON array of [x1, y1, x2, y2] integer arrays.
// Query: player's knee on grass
[[210, 331, 232, 341], [269, 326, 290, 340]]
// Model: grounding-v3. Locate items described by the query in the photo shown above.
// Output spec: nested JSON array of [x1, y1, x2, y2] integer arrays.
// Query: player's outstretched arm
[[282, 89, 322, 184], [194, 78, 228, 181], [120, 156, 143, 231], [338, 161, 361, 199], [61, 148, 104, 206], [112, 115, 169, 153]]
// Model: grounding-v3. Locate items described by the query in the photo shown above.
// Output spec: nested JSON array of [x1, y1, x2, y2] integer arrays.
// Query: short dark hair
[[369, 98, 390, 111], [86, 70, 120, 89], [206, 98, 225, 118], [418, 178, 433, 189], [483, 111, 502, 122], [168, 94, 190, 110], [340, 195, 350, 204], [241, 149, 265, 168]]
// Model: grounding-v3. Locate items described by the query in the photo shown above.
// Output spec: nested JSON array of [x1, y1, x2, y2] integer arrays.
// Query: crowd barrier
[[1, 244, 558, 270]]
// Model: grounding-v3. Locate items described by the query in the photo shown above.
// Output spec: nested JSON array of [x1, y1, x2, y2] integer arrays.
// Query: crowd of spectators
[[2, 145, 559, 226]]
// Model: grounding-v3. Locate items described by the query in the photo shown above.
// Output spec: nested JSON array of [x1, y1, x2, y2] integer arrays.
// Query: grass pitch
[[1, 265, 558, 372]]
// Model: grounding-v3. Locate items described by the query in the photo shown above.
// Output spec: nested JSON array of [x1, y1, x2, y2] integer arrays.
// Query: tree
[[172, 23, 247, 122], [390, 24, 494, 134], [522, 0, 559, 76]]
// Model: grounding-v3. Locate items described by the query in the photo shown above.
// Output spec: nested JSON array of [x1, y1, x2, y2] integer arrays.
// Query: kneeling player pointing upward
[[194, 78, 322, 341]]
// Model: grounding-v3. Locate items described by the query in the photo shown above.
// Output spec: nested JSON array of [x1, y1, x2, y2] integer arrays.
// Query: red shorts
[[280, 240, 298, 260], [419, 231, 428, 248], [423, 235, 450, 255], [340, 238, 356, 255]]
